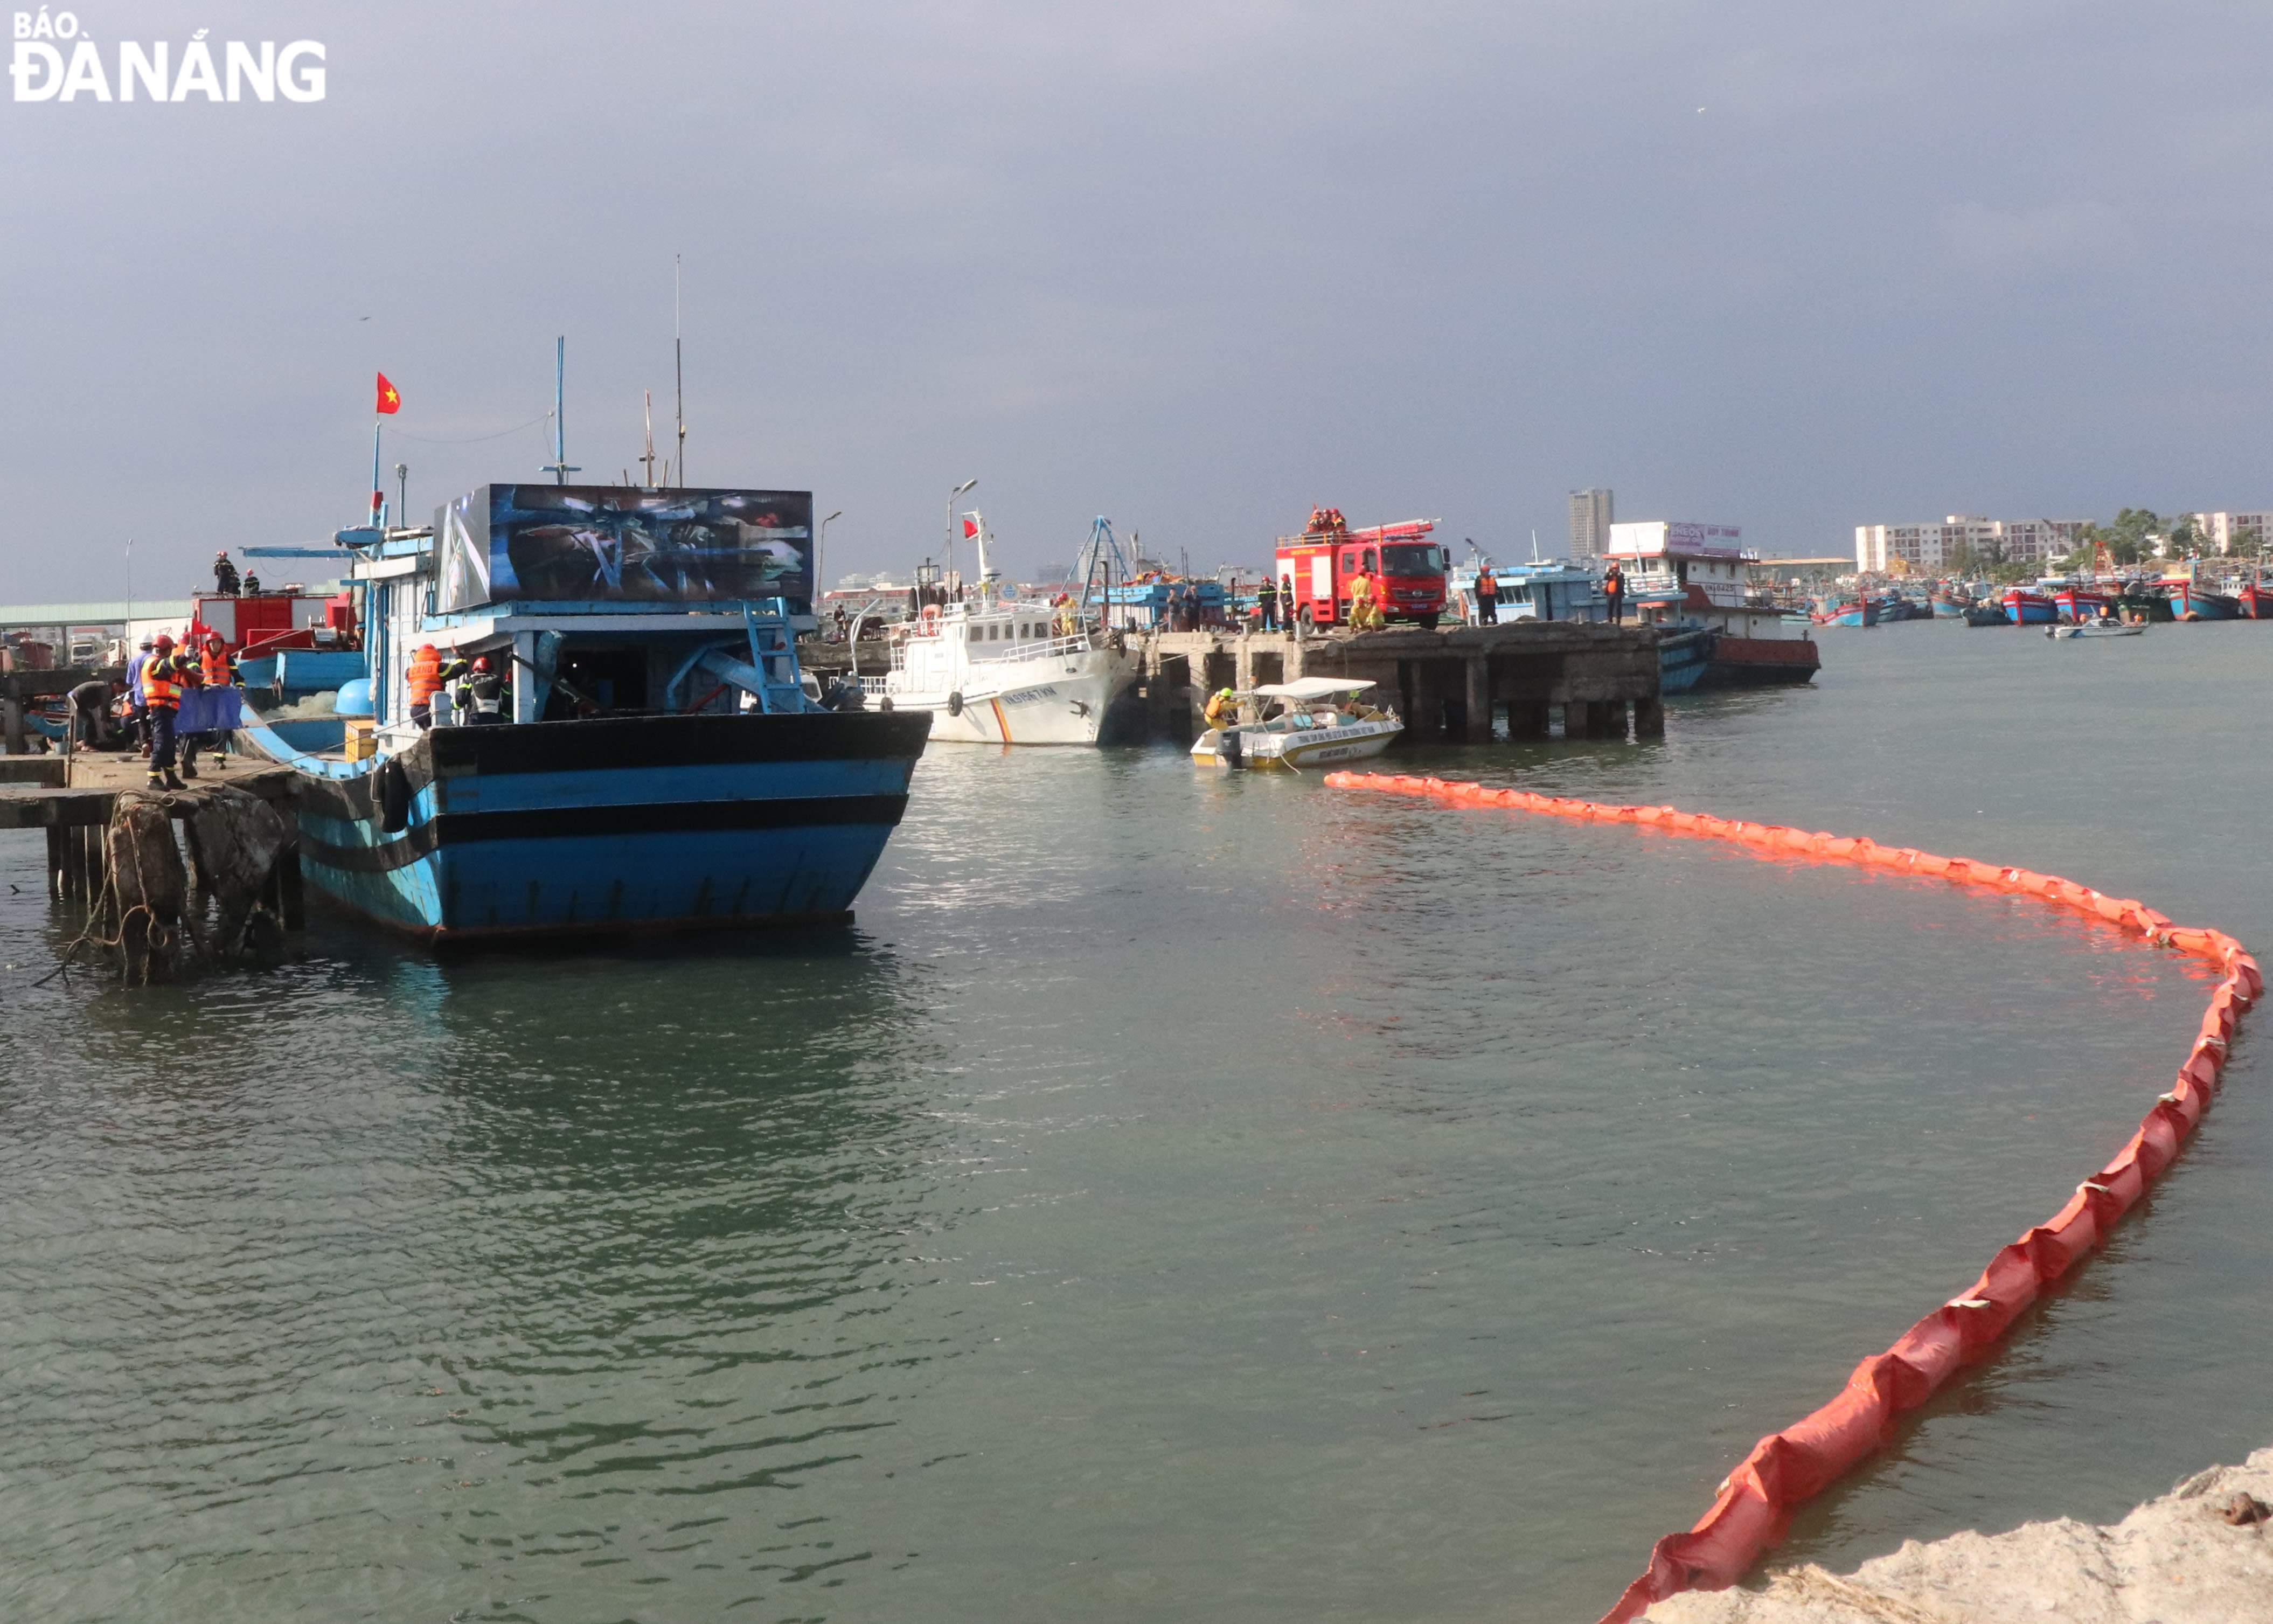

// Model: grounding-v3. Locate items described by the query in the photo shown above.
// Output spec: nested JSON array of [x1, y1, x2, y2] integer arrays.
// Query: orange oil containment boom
[[1321, 771, 2260, 1624]]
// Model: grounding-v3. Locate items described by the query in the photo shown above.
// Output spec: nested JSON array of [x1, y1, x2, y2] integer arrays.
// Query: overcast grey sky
[[5, 1, 2270, 600]]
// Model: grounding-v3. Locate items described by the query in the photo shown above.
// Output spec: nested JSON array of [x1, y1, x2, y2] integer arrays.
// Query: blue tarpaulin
[[175, 686, 244, 734]]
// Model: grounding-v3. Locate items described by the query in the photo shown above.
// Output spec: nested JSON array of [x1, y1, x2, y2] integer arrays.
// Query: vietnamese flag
[[376, 372, 401, 415]]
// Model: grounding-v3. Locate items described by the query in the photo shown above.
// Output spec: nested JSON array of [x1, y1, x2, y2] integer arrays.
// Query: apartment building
[[2194, 512, 2273, 552], [1568, 488, 1615, 560], [1853, 516, 2087, 573]]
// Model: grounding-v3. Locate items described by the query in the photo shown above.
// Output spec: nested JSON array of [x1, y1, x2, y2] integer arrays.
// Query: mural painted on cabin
[[435, 485, 814, 611]]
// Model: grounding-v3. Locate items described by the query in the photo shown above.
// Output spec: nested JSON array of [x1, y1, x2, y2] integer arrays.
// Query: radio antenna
[[673, 254, 686, 488]]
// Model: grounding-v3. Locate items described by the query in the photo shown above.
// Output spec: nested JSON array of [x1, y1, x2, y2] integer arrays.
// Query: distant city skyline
[[1857, 508, 2269, 571]]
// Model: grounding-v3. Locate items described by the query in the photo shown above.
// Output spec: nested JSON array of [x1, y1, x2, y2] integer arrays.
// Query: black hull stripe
[[287, 711, 932, 824], [301, 794, 908, 875], [308, 887, 856, 946]]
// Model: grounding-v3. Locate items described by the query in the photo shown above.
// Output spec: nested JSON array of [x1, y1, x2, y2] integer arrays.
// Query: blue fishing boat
[[2166, 578, 2241, 620], [243, 481, 930, 942], [2001, 587, 2060, 624]]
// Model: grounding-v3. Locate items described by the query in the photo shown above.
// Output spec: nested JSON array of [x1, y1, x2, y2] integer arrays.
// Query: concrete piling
[[1139, 622, 1664, 749]]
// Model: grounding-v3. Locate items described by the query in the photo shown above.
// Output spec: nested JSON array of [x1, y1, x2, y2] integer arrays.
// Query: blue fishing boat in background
[[2166, 576, 2241, 620], [243, 480, 929, 942], [2001, 587, 2060, 624]]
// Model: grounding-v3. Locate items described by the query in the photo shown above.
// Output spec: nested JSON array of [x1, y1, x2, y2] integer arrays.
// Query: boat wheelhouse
[[866, 598, 1137, 745], [1609, 522, 1821, 686]]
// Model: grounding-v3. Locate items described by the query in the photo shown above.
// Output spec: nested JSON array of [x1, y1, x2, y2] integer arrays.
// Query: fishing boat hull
[[1696, 634, 1820, 688], [2238, 583, 2273, 619], [2170, 584, 2242, 621], [878, 644, 1137, 745], [275, 711, 932, 942], [2052, 589, 2115, 623], [1962, 605, 2009, 627], [2003, 590, 2059, 624], [1931, 594, 1968, 619], [1656, 626, 1714, 693]]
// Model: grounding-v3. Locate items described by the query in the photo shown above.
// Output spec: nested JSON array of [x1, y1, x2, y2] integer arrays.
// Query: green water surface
[[2, 623, 2268, 1623]]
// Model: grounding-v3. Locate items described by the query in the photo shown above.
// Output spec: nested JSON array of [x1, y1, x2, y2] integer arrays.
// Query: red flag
[[376, 372, 401, 415], [963, 515, 980, 540]]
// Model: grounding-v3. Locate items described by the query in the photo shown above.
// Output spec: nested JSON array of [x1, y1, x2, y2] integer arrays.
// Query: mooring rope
[[52, 794, 190, 987], [1321, 771, 2260, 1623]]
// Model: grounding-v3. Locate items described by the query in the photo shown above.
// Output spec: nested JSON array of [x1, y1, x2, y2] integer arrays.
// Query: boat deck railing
[[864, 633, 1095, 690]]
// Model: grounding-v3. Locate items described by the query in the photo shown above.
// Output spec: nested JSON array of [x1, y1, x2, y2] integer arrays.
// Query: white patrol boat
[[1190, 677, 1403, 771], [864, 600, 1137, 745]]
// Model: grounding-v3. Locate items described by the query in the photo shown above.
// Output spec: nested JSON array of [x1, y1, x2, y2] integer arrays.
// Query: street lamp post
[[946, 478, 976, 589], [817, 510, 841, 592], [395, 463, 409, 529]]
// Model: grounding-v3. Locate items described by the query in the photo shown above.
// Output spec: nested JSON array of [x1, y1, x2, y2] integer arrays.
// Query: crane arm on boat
[[663, 640, 809, 716]]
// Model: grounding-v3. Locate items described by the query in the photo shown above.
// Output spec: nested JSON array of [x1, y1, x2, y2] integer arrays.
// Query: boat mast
[[969, 510, 998, 600], [674, 255, 686, 487], [541, 337, 581, 485]]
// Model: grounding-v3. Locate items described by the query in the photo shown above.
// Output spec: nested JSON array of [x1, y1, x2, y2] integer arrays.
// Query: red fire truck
[[1274, 509, 1448, 629]]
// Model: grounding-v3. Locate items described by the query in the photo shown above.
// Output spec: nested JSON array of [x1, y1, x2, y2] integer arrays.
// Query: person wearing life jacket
[[467, 656, 507, 725], [165, 635, 207, 778], [406, 643, 443, 731], [141, 634, 187, 790], [1203, 686, 1238, 730], [435, 652, 473, 725], [180, 630, 239, 776], [1475, 565, 1499, 625]]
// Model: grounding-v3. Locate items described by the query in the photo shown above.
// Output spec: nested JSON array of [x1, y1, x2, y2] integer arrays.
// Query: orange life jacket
[[200, 646, 235, 687], [407, 646, 442, 702], [143, 656, 183, 708]]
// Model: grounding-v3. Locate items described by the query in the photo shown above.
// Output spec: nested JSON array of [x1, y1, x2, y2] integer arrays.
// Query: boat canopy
[[1254, 677, 1377, 700]]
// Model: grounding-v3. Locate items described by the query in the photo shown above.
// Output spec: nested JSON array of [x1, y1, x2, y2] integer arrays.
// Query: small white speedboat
[[2046, 622, 2144, 640], [1191, 677, 1402, 771]]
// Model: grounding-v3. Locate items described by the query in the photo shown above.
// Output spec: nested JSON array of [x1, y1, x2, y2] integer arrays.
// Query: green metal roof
[[0, 601, 189, 629]]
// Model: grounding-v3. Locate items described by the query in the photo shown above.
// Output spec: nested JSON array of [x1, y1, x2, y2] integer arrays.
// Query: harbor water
[[3, 624, 2269, 1622]]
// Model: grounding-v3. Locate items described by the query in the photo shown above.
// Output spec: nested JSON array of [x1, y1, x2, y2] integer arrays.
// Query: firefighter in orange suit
[[407, 643, 443, 731], [142, 634, 187, 790]]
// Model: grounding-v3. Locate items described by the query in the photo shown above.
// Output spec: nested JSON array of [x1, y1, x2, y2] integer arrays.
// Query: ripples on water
[[1, 628, 2268, 1622]]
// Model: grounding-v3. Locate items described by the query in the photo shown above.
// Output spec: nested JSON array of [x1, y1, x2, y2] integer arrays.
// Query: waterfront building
[[1853, 515, 2087, 573], [2193, 511, 2273, 553], [1568, 488, 1615, 559]]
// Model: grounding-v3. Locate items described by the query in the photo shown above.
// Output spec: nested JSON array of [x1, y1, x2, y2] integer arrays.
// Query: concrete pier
[[1137, 621, 1665, 744], [0, 754, 305, 932]]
